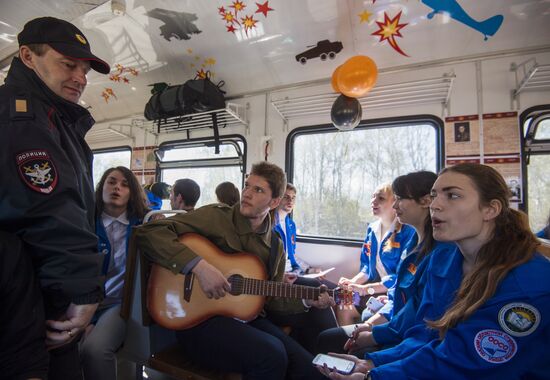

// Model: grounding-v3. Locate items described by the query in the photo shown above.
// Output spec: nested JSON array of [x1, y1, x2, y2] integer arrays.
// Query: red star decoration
[[123, 77, 129, 84], [226, 24, 237, 33], [218, 6, 226, 14], [255, 1, 273, 18], [371, 11, 409, 57]]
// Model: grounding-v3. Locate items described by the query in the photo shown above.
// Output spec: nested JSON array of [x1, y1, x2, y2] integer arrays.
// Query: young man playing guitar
[[135, 161, 334, 380]]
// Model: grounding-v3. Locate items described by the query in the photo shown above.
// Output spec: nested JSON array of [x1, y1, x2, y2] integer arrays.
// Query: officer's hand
[[193, 259, 230, 299], [45, 302, 98, 348]]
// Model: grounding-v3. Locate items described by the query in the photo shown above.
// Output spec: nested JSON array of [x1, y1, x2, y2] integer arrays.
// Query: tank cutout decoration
[[295, 40, 343, 65], [421, 0, 503, 40], [147, 8, 202, 41], [219, 1, 274, 35]]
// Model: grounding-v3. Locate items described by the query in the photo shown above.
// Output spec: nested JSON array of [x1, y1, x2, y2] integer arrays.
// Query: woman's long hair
[[95, 166, 149, 220], [428, 163, 540, 337], [392, 171, 438, 263]]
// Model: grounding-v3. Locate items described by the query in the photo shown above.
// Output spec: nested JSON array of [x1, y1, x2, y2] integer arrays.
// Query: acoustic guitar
[[147, 233, 359, 330]]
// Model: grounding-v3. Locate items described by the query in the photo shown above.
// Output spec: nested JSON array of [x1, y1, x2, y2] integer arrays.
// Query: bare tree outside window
[[291, 123, 437, 239]]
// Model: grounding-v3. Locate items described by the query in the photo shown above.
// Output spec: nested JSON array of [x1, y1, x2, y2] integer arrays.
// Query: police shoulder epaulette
[[10, 94, 35, 120]]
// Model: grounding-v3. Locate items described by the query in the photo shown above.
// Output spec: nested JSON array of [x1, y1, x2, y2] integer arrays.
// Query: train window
[[157, 135, 246, 208], [92, 147, 132, 188], [522, 106, 550, 232], [288, 117, 442, 240]]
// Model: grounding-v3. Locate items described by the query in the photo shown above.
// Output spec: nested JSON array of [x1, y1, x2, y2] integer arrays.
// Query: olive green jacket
[[133, 203, 305, 314]]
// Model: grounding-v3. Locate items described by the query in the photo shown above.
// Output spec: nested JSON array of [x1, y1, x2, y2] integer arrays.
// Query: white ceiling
[[1, 0, 549, 122]]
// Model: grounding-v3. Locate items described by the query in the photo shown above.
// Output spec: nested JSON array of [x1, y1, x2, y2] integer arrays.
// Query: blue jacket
[[369, 248, 550, 380], [96, 215, 141, 276], [372, 241, 457, 345], [536, 228, 548, 239], [273, 213, 300, 272], [146, 191, 163, 210], [360, 221, 417, 288]]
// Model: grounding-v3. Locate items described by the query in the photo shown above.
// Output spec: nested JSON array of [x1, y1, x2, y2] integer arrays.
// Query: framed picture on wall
[[454, 122, 470, 142]]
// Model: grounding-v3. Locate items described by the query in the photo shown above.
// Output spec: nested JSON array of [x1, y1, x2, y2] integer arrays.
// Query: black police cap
[[18, 17, 110, 74]]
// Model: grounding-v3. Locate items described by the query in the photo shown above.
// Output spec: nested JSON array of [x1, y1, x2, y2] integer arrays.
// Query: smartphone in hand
[[312, 353, 355, 374]]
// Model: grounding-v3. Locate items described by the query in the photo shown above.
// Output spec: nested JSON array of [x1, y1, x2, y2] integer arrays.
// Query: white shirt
[[101, 211, 129, 306]]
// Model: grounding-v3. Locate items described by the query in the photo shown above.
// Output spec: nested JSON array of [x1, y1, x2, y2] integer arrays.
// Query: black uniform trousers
[[175, 315, 326, 380], [0, 232, 48, 380]]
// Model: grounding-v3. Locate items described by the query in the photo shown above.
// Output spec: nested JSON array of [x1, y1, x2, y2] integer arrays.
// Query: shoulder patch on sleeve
[[16, 150, 58, 194], [498, 302, 540, 337], [474, 329, 517, 364], [10, 95, 34, 120]]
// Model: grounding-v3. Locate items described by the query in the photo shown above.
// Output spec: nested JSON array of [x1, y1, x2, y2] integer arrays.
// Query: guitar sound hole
[[228, 274, 244, 296]]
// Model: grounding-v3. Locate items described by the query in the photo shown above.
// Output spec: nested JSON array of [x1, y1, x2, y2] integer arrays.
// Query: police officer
[[0, 17, 110, 380]]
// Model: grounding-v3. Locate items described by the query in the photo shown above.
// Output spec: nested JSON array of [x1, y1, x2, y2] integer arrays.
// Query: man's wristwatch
[[367, 287, 375, 295]]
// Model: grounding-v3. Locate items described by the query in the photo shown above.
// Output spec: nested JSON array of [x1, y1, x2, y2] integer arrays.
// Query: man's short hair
[[215, 182, 240, 206], [286, 183, 297, 193], [250, 162, 286, 199], [25, 43, 48, 56], [173, 178, 201, 207]]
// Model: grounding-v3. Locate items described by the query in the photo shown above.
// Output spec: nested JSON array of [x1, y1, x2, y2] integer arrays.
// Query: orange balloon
[[336, 55, 378, 98], [331, 65, 342, 93]]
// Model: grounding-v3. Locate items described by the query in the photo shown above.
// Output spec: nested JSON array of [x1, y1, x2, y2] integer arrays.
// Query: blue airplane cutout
[[422, 0, 504, 40]]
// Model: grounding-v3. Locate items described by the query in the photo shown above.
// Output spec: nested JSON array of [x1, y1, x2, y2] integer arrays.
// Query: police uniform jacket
[[360, 221, 417, 288], [134, 203, 306, 314], [273, 212, 302, 272], [0, 57, 103, 311], [368, 247, 550, 380]]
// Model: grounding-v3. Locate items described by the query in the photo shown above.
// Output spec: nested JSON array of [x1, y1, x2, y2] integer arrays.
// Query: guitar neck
[[231, 277, 334, 300]]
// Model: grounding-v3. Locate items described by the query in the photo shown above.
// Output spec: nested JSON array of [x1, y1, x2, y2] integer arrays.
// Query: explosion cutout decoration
[[371, 11, 409, 57], [185, 48, 217, 78], [219, 0, 274, 35], [101, 88, 117, 103]]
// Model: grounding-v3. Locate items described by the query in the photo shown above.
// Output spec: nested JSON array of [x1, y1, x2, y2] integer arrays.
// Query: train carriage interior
[[1, 0, 550, 379]]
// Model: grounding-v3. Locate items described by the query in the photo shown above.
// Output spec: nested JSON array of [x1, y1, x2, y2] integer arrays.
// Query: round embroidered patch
[[474, 329, 517, 364], [498, 302, 540, 337], [16, 150, 58, 194]]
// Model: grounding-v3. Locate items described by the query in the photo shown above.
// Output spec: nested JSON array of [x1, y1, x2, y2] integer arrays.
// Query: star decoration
[[226, 24, 237, 33], [101, 88, 117, 103], [223, 11, 239, 24], [255, 1, 273, 18], [218, 6, 226, 14], [359, 10, 372, 23], [204, 57, 217, 66], [230, 0, 246, 12], [371, 11, 409, 57], [242, 14, 258, 33], [196, 68, 208, 79]]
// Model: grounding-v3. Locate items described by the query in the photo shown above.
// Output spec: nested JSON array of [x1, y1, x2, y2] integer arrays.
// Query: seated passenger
[[144, 182, 171, 210], [273, 183, 313, 274], [134, 161, 332, 380], [80, 167, 148, 380], [338, 184, 416, 324], [268, 183, 338, 354], [536, 211, 549, 239], [170, 178, 200, 211], [215, 181, 240, 206], [317, 171, 456, 355], [318, 163, 550, 380]]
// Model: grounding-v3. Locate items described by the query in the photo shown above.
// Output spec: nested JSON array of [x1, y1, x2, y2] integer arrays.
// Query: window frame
[[286, 115, 444, 245], [156, 134, 247, 187], [519, 104, 550, 214], [91, 145, 132, 186]]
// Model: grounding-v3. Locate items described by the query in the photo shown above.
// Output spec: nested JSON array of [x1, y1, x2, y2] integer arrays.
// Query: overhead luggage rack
[[512, 58, 550, 108], [271, 73, 455, 124], [152, 102, 248, 136]]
